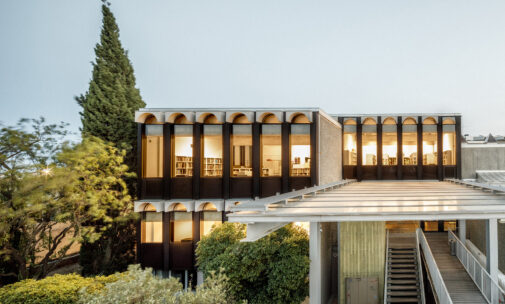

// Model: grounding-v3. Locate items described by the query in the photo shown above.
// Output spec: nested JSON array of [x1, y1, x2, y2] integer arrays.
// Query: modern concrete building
[[133, 108, 504, 304]]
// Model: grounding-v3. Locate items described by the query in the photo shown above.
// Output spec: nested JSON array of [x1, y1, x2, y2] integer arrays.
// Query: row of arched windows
[[343, 117, 457, 166], [140, 203, 222, 244], [141, 112, 312, 180]]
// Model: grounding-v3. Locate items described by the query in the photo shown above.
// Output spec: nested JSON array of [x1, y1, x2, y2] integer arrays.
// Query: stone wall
[[462, 145, 505, 179]]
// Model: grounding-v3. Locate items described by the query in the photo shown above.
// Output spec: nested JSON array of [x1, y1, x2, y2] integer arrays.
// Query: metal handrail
[[415, 230, 426, 304], [416, 228, 453, 304], [383, 229, 389, 304], [231, 179, 355, 212], [448, 230, 505, 303]]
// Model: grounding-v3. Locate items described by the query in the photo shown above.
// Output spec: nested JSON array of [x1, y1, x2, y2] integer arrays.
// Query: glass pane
[[343, 126, 357, 166], [402, 125, 417, 165], [200, 211, 223, 237], [231, 125, 252, 177], [143, 125, 164, 178], [424, 221, 439, 232], [172, 212, 193, 242], [443, 129, 456, 165], [382, 125, 397, 165], [423, 126, 437, 165], [290, 125, 310, 176], [362, 125, 377, 166], [141, 212, 162, 243], [444, 221, 457, 231], [173, 125, 193, 177], [202, 125, 223, 177], [261, 125, 282, 176]]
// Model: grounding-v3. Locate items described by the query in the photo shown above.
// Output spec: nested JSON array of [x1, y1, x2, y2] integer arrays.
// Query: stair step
[[388, 274, 417, 279], [389, 269, 417, 273], [389, 291, 419, 296], [387, 297, 420, 303], [388, 279, 418, 285], [388, 254, 416, 258], [388, 285, 418, 290], [389, 264, 416, 268], [389, 259, 416, 263]]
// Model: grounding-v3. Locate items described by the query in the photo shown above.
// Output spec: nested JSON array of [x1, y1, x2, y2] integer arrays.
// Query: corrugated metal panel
[[339, 222, 386, 304]]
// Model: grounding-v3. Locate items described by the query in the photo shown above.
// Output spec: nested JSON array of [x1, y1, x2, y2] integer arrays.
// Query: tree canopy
[[196, 223, 310, 304]]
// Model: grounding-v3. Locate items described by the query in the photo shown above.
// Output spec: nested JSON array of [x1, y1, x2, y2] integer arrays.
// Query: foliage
[[0, 273, 117, 304], [196, 223, 310, 304], [79, 264, 234, 304], [0, 121, 134, 282], [75, 2, 144, 275], [0, 118, 67, 283]]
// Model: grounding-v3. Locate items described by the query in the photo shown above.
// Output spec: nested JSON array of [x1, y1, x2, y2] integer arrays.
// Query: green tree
[[0, 118, 134, 282], [196, 223, 310, 304], [75, 1, 145, 275]]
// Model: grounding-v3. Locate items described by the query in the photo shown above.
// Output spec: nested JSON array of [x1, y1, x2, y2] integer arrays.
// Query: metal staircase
[[385, 233, 423, 303]]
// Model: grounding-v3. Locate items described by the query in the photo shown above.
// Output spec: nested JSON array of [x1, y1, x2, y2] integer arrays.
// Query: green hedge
[[0, 273, 117, 304]]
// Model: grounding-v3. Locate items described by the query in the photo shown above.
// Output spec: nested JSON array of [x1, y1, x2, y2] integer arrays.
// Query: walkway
[[425, 232, 487, 304]]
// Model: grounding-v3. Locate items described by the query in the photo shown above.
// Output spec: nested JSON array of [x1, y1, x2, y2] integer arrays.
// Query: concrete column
[[486, 219, 498, 281], [310, 222, 322, 304], [458, 220, 466, 245]]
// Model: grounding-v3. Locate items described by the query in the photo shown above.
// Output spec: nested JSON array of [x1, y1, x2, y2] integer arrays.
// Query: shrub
[[196, 222, 310, 304], [0, 273, 117, 304]]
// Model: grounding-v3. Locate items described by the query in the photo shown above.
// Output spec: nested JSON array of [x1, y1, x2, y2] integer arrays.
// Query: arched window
[[170, 204, 192, 242], [291, 114, 310, 124], [232, 114, 250, 124], [422, 117, 437, 165], [172, 125, 193, 177], [142, 117, 164, 178], [141, 204, 162, 243], [202, 124, 223, 177], [382, 117, 397, 165], [362, 118, 377, 166], [343, 119, 357, 166], [402, 117, 417, 165], [200, 203, 222, 237], [231, 124, 252, 177], [442, 118, 456, 165], [290, 124, 310, 176], [261, 118, 282, 176]]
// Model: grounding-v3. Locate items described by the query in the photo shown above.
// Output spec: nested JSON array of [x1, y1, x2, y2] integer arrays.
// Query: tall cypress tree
[[76, 2, 144, 275], [76, 2, 145, 170]]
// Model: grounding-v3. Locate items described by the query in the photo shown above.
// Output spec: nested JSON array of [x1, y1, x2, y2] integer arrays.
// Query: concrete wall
[[466, 220, 505, 273], [318, 113, 342, 185], [339, 221, 386, 304], [461, 145, 505, 179]]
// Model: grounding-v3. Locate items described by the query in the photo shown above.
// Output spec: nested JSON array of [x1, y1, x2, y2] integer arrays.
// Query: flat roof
[[227, 181, 505, 222]]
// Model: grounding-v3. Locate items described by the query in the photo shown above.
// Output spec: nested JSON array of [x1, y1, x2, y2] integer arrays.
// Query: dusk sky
[[1, 0, 504, 137]]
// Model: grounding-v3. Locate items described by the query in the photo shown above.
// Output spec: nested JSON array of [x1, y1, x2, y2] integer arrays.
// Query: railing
[[231, 179, 355, 212], [416, 228, 453, 304], [383, 229, 389, 304], [448, 230, 505, 304], [415, 229, 427, 304]]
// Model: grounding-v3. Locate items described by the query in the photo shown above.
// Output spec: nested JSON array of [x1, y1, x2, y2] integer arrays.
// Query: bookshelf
[[174, 156, 193, 177], [203, 157, 222, 177], [291, 168, 310, 176], [232, 167, 252, 177]]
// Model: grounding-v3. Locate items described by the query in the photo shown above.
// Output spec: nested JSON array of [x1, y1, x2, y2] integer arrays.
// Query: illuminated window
[[402, 118, 417, 165], [142, 124, 163, 178], [261, 125, 282, 176], [172, 125, 193, 177], [382, 118, 397, 166], [290, 124, 310, 176], [171, 204, 193, 242], [141, 204, 162, 243], [443, 118, 456, 165], [362, 118, 377, 166], [200, 203, 222, 237], [231, 125, 252, 177], [422, 117, 437, 165], [343, 119, 357, 166], [202, 125, 223, 177]]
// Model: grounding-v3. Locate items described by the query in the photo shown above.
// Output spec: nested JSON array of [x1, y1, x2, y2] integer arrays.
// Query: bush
[[0, 273, 117, 304], [79, 264, 234, 304], [196, 222, 310, 304]]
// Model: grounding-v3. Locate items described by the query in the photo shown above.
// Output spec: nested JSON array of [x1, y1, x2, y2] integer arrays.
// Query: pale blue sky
[[1, 0, 504, 136]]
